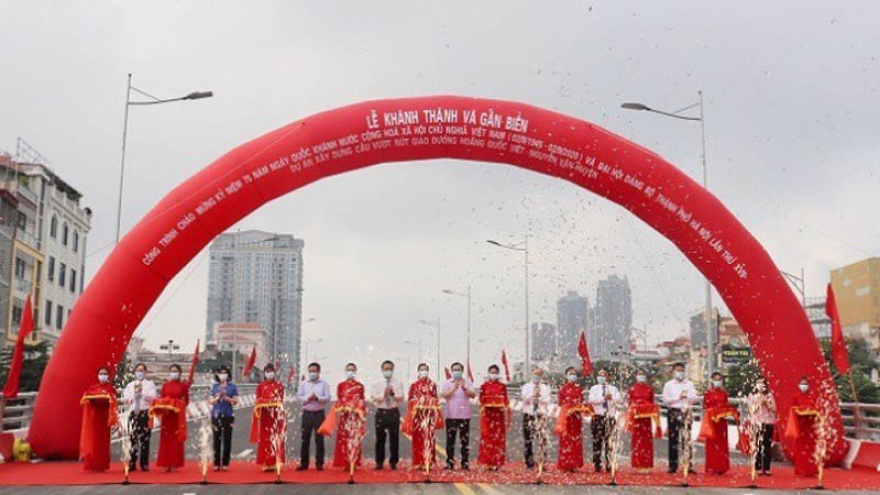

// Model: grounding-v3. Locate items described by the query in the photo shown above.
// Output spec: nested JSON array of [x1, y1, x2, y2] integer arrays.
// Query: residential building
[[556, 291, 588, 360], [593, 275, 633, 359], [530, 322, 556, 361], [206, 230, 304, 373]]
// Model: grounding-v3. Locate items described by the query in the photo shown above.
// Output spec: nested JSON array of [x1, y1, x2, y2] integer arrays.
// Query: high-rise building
[[593, 275, 633, 359], [530, 322, 556, 361], [206, 230, 304, 372], [556, 291, 588, 359], [0, 146, 92, 346]]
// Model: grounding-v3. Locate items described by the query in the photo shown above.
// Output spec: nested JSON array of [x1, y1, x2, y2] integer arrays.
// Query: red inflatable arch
[[29, 96, 846, 462]]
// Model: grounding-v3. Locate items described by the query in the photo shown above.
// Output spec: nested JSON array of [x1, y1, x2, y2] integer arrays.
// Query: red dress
[[154, 380, 189, 469], [786, 392, 820, 476], [556, 382, 587, 471], [251, 380, 286, 469], [627, 382, 656, 470], [407, 378, 441, 469], [333, 379, 366, 469], [702, 388, 732, 474], [79, 383, 118, 472], [478, 380, 509, 467]]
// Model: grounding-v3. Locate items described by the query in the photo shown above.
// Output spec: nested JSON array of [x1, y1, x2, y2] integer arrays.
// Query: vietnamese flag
[[825, 283, 851, 375], [578, 331, 594, 376], [2, 296, 35, 399], [242, 346, 257, 377], [187, 339, 200, 384], [501, 349, 511, 382]]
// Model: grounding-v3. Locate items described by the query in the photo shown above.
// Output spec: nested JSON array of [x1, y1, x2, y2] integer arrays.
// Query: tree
[[723, 360, 762, 399], [819, 338, 880, 404], [0, 340, 52, 393]]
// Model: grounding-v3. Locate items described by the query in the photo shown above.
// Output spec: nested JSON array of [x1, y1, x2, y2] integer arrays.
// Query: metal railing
[[0, 392, 38, 431]]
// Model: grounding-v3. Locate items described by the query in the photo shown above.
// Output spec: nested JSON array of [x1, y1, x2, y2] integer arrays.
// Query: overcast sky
[[1, 1, 877, 385]]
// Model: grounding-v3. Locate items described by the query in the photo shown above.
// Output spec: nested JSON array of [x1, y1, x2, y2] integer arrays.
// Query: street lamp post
[[419, 318, 441, 382], [442, 286, 472, 366], [116, 73, 213, 245], [621, 92, 714, 380], [159, 339, 179, 358], [487, 236, 530, 374]]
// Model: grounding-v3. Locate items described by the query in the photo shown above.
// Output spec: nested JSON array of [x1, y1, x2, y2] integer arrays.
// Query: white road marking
[[235, 448, 254, 458]]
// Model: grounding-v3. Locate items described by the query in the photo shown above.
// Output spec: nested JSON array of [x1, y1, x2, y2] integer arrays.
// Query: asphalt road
[[110, 402, 741, 470]]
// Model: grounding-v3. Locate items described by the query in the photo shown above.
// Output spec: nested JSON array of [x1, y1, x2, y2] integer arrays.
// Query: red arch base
[[29, 96, 846, 463]]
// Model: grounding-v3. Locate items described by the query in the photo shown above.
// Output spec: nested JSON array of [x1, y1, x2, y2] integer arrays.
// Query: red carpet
[[1, 460, 879, 488]]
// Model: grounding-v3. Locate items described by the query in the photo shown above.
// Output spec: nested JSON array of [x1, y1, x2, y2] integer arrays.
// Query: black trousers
[[128, 410, 151, 469], [445, 418, 470, 467], [300, 410, 326, 467], [212, 415, 234, 467], [667, 409, 692, 473], [755, 424, 774, 472], [591, 414, 616, 471], [375, 408, 400, 467], [523, 414, 547, 468]]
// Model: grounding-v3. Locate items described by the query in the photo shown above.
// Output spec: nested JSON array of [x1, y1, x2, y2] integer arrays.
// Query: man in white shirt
[[370, 359, 405, 470], [662, 362, 698, 473], [122, 363, 157, 472], [587, 369, 622, 472], [520, 367, 551, 470]]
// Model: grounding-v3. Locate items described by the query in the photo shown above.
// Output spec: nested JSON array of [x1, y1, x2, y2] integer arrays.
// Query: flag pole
[[847, 374, 862, 437]]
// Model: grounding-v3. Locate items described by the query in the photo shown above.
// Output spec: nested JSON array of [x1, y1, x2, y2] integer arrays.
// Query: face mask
[[674, 371, 685, 381], [218, 373, 228, 382], [346, 371, 356, 380], [531, 375, 541, 384], [712, 380, 723, 388], [169, 372, 180, 380], [98, 374, 109, 384], [308, 372, 319, 382], [452, 371, 463, 380], [383, 370, 394, 379], [566, 374, 578, 383], [799, 384, 808, 393], [636, 375, 647, 383], [135, 371, 145, 380], [488, 373, 500, 381], [265, 372, 275, 380], [597, 376, 607, 385], [418, 371, 429, 379]]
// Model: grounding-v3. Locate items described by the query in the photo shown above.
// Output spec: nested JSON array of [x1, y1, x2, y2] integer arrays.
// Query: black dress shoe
[[462, 464, 470, 471], [316, 465, 324, 471], [296, 465, 308, 471], [374, 464, 384, 471], [390, 464, 398, 471], [141, 466, 149, 472]]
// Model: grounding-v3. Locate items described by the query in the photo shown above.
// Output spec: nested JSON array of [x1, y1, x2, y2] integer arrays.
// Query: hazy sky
[[1, 1, 877, 385]]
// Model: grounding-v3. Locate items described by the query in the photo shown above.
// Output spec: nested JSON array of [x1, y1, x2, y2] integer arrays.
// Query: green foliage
[[723, 360, 762, 399], [819, 338, 880, 404], [0, 340, 52, 393]]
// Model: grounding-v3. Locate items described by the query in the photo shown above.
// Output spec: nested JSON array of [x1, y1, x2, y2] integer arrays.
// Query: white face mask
[[218, 373, 228, 382], [418, 370, 429, 379], [135, 371, 145, 380], [799, 384, 809, 393], [169, 372, 180, 380], [531, 375, 541, 384], [674, 371, 685, 381], [383, 370, 394, 379], [488, 373, 500, 381], [597, 376, 607, 385], [264, 372, 275, 380], [308, 372, 319, 382], [452, 370, 463, 380], [636, 375, 647, 383], [98, 374, 109, 384], [566, 374, 578, 383], [712, 380, 723, 388], [346, 371, 356, 380]]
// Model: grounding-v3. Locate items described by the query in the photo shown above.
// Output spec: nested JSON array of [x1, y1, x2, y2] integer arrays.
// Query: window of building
[[14, 258, 26, 280], [56, 304, 64, 330], [17, 212, 26, 230], [62, 222, 69, 246], [59, 262, 66, 287], [50, 215, 57, 238], [12, 302, 22, 326], [45, 300, 53, 327], [48, 256, 55, 282], [73, 231, 79, 253], [70, 269, 76, 293]]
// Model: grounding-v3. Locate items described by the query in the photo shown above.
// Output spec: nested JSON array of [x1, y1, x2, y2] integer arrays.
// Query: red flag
[[578, 331, 594, 376], [826, 283, 851, 375], [187, 339, 200, 384], [501, 350, 511, 382], [444, 367, 452, 380], [467, 360, 475, 383], [2, 296, 35, 399], [242, 346, 257, 377], [286, 366, 297, 385]]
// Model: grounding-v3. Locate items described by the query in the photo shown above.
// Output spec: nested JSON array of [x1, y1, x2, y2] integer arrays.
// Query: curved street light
[[486, 236, 530, 373]]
